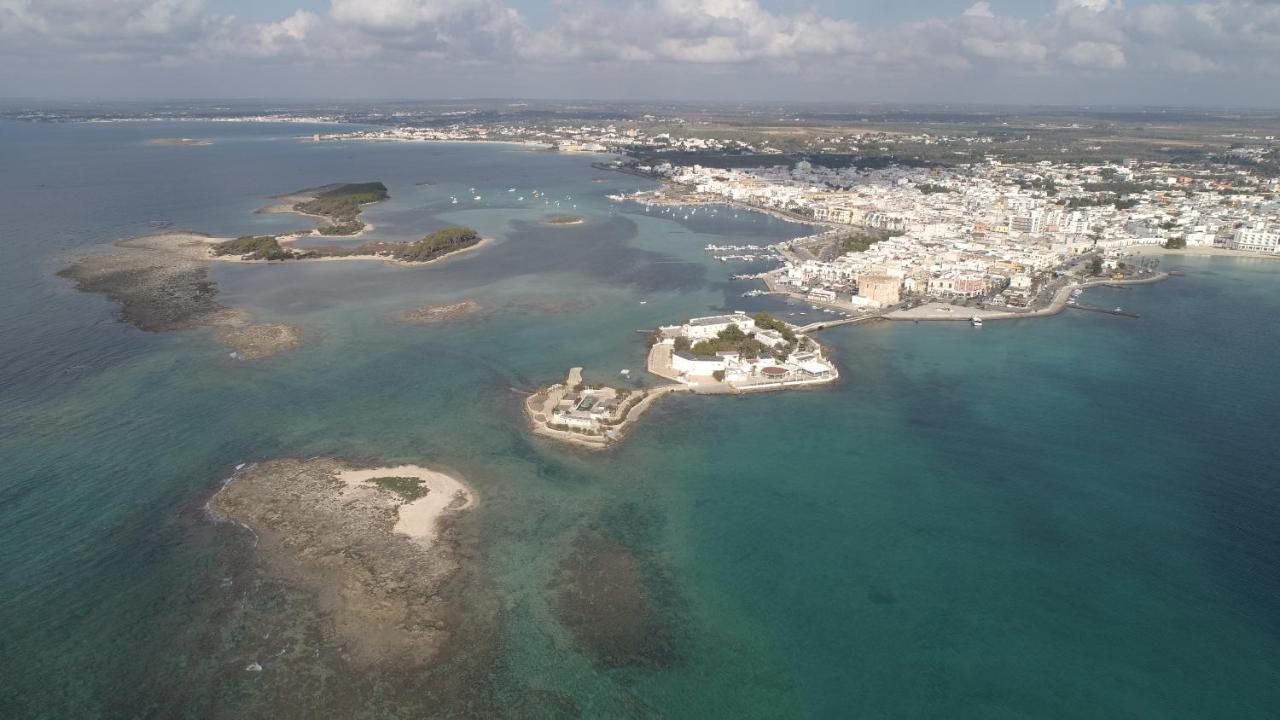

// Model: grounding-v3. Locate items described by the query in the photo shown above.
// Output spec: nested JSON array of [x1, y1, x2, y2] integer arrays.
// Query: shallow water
[[1, 120, 1278, 718]]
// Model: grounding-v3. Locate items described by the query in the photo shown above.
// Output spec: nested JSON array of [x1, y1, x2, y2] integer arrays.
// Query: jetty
[[796, 315, 883, 333]]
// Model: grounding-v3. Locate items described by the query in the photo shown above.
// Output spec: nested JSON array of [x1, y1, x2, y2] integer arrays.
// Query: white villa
[[656, 312, 838, 390]]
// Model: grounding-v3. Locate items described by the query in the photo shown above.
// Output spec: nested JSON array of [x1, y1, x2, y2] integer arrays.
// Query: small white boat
[[971, 316, 984, 327], [473, 196, 482, 201]]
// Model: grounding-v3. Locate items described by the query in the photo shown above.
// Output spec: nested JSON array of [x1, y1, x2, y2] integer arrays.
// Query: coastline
[[1122, 245, 1280, 261], [598, 164, 833, 229], [336, 137, 556, 151], [884, 272, 1171, 322]]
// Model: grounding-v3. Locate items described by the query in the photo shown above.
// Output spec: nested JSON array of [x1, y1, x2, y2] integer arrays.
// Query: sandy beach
[[336, 465, 475, 547]]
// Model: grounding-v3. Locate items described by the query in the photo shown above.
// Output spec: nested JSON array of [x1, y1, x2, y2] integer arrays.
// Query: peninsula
[[526, 312, 837, 448]]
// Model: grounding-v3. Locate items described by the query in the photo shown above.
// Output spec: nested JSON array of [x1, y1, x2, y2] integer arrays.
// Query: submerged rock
[[549, 530, 679, 668], [215, 324, 305, 360], [392, 299, 483, 324], [57, 252, 223, 332], [209, 458, 475, 667]]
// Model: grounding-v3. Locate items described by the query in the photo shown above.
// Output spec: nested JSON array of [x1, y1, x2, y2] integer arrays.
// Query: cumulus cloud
[[329, 0, 524, 58], [3, 0, 1280, 100], [522, 0, 861, 64], [1062, 40, 1126, 69], [0, 0, 207, 48], [1054, 0, 1119, 14], [195, 9, 324, 61]]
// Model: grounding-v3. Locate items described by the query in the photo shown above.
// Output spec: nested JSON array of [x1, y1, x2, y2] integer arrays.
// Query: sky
[[1, 0, 1279, 106]]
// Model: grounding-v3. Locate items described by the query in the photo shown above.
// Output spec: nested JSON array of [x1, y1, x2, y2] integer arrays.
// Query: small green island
[[210, 226, 483, 263], [293, 182, 389, 235], [59, 181, 488, 366]]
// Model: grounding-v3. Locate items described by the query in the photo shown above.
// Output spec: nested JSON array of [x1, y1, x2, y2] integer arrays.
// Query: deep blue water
[[1, 120, 1278, 718]]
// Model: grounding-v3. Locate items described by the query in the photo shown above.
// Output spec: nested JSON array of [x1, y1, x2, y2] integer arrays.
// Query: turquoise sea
[[1, 120, 1278, 718]]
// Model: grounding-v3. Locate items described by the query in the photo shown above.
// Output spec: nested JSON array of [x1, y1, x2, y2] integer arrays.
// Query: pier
[[796, 315, 883, 333]]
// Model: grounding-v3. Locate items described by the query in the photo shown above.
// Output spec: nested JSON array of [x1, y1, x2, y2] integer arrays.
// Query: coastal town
[[415, 113, 1280, 446], [616, 155, 1277, 318], [321, 112, 1277, 319]]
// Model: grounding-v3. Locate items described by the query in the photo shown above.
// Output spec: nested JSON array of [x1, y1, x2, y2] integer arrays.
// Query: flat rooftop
[[688, 314, 750, 326]]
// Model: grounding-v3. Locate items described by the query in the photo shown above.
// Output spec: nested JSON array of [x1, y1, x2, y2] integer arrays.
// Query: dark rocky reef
[[549, 529, 680, 668], [57, 252, 224, 332]]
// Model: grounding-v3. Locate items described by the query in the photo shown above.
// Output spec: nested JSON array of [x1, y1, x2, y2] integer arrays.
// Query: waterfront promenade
[[885, 272, 1169, 322]]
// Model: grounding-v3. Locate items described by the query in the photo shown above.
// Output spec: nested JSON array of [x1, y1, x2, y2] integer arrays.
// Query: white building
[[1231, 223, 1280, 253], [670, 352, 731, 376], [674, 313, 757, 340]]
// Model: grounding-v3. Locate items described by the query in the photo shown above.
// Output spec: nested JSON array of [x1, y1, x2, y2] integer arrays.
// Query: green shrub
[[368, 476, 427, 501], [212, 235, 292, 260]]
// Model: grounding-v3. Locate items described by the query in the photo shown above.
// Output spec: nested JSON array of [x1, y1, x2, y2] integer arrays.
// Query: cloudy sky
[[1, 0, 1278, 106]]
